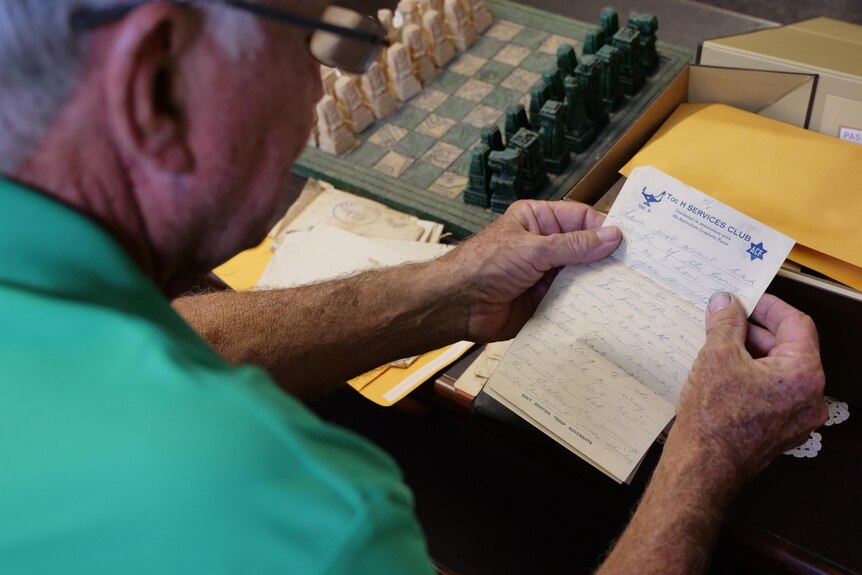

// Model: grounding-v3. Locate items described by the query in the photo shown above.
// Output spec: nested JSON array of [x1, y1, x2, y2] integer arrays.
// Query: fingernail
[[597, 226, 620, 242], [707, 292, 732, 313]]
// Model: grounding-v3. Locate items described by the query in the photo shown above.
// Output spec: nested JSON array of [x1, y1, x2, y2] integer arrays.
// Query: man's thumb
[[545, 226, 621, 267], [705, 292, 748, 343]]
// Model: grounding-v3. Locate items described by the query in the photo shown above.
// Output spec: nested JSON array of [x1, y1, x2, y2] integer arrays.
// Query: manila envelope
[[622, 103, 862, 290]]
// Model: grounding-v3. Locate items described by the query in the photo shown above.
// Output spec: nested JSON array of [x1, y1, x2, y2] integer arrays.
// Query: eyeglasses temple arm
[[69, 2, 141, 32], [221, 0, 386, 46]]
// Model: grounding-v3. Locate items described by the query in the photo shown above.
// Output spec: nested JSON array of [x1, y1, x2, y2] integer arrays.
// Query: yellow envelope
[[213, 237, 273, 291], [621, 103, 862, 290], [349, 342, 474, 407]]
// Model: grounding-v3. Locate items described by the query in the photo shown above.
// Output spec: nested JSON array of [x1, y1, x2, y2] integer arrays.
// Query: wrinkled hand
[[673, 292, 828, 482], [442, 200, 621, 343]]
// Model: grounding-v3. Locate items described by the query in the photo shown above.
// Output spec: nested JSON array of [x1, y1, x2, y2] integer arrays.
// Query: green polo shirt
[[0, 179, 434, 574]]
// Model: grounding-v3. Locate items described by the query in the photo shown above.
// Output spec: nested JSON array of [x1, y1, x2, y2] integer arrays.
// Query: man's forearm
[[596, 432, 740, 574], [174, 259, 469, 398]]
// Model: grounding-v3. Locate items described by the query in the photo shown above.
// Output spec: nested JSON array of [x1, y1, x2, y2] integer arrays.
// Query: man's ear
[[104, 3, 197, 175]]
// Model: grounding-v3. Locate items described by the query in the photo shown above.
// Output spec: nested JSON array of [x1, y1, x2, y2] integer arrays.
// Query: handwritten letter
[[485, 166, 794, 483]]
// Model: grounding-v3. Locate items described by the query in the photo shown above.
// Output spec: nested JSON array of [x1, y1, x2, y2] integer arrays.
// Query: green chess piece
[[575, 55, 608, 133], [628, 12, 659, 74], [504, 104, 531, 142], [481, 124, 504, 151], [538, 100, 570, 174], [600, 8, 619, 43], [507, 128, 548, 196], [582, 26, 605, 55], [488, 148, 525, 213], [563, 75, 595, 153], [529, 80, 551, 129], [612, 26, 645, 95], [556, 44, 578, 78], [596, 44, 623, 110], [463, 143, 492, 207], [542, 66, 565, 103]]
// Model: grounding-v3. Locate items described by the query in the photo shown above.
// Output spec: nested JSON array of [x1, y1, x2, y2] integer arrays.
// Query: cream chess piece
[[468, 0, 493, 34], [422, 10, 455, 68], [427, 0, 443, 14], [443, 0, 476, 51], [403, 24, 437, 85], [360, 62, 398, 119], [334, 76, 375, 134], [386, 42, 422, 101], [320, 66, 338, 98], [307, 106, 319, 147], [417, 0, 432, 15], [377, 9, 398, 44], [397, 0, 422, 28], [316, 95, 358, 155]]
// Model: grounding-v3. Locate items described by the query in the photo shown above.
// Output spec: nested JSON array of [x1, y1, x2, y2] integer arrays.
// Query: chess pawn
[[335, 75, 375, 134], [422, 10, 455, 68], [398, 0, 422, 28], [468, 0, 493, 34], [404, 24, 437, 85], [443, 0, 476, 51], [320, 66, 338, 98], [360, 62, 398, 119], [556, 44, 578, 78], [316, 95, 358, 155], [386, 42, 422, 101]]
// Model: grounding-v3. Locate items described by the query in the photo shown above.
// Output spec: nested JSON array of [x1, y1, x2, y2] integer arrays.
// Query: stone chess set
[[294, 0, 692, 238]]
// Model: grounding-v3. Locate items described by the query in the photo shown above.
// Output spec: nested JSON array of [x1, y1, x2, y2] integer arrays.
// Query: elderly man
[[0, 0, 826, 573]]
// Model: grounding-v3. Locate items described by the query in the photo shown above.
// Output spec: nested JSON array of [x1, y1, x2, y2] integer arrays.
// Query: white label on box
[[839, 126, 862, 145]]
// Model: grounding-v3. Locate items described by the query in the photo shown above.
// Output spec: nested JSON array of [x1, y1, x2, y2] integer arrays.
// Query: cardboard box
[[698, 17, 862, 140], [565, 65, 817, 206], [563, 64, 862, 404]]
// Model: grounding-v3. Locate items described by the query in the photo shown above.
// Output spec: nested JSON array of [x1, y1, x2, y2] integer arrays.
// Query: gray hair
[[0, 1, 264, 174]]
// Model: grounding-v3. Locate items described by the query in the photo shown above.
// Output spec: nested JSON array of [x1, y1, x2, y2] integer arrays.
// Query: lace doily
[[783, 397, 850, 459]]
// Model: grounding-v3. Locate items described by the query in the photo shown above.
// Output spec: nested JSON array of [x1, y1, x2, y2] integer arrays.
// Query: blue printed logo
[[747, 241, 767, 261], [641, 188, 666, 208]]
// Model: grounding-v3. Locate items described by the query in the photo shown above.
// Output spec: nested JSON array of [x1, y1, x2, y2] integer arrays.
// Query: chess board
[[292, 0, 693, 238]]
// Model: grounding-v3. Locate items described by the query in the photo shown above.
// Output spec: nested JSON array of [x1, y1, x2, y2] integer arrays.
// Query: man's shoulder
[[0, 286, 430, 573]]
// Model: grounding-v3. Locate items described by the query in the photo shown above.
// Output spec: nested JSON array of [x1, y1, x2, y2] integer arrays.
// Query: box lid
[[706, 17, 862, 78]]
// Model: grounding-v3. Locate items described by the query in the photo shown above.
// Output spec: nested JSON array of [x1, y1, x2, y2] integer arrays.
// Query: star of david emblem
[[747, 241, 767, 261]]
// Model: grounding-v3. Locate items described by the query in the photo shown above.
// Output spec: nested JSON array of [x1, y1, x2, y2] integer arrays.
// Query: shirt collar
[[0, 177, 180, 324]]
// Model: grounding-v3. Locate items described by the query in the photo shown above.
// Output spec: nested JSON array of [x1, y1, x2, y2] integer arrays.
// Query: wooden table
[[308, 3, 862, 573]]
